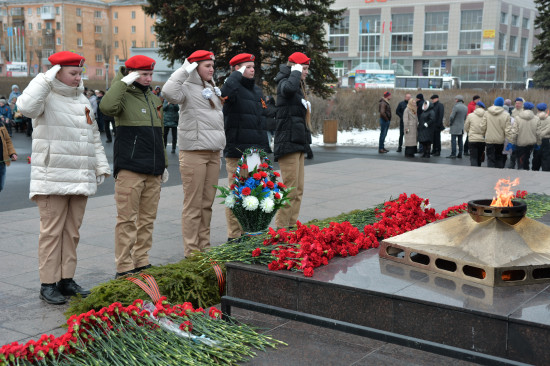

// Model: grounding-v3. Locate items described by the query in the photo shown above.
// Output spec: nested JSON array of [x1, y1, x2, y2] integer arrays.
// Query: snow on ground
[[312, 128, 453, 148]]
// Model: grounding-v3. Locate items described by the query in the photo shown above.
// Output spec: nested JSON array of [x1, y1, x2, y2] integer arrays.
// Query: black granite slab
[[225, 247, 550, 364]]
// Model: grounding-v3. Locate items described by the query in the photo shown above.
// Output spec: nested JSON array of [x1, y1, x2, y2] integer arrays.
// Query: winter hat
[[288, 52, 310, 65], [523, 102, 534, 110], [494, 97, 504, 107], [455, 95, 464, 102], [537, 103, 548, 111], [430, 94, 439, 100], [229, 53, 255, 66], [125, 55, 156, 70], [515, 97, 525, 103], [473, 95, 481, 101], [0, 99, 7, 105], [476, 101, 486, 109], [11, 85, 19, 90], [48, 51, 85, 67], [416, 93, 424, 100], [187, 50, 215, 63], [504, 99, 512, 106], [383, 91, 391, 98]]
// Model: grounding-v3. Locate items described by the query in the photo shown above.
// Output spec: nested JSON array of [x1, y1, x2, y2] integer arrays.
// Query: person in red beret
[[273, 52, 312, 229], [16, 51, 111, 305], [220, 53, 271, 242], [99, 54, 168, 278], [162, 50, 225, 257]]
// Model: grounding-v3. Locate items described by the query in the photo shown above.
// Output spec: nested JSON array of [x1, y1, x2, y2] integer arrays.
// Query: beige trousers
[[224, 157, 247, 239], [180, 150, 220, 257], [275, 151, 305, 229], [114, 169, 161, 273], [35, 194, 88, 284]]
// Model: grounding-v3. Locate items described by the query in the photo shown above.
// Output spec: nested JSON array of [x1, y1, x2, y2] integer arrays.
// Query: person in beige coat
[[464, 102, 486, 167], [0, 119, 17, 192], [403, 98, 418, 158], [483, 97, 512, 168], [161, 50, 225, 257], [510, 102, 541, 170], [532, 103, 550, 171]]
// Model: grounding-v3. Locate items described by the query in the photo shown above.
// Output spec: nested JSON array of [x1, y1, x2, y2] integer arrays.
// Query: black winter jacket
[[273, 65, 311, 161], [221, 71, 270, 158], [418, 103, 436, 143], [396, 100, 407, 123], [432, 101, 445, 130]]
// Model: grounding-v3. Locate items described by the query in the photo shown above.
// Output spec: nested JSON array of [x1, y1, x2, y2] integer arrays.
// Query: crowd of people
[[384, 92, 550, 170], [3, 49, 312, 307]]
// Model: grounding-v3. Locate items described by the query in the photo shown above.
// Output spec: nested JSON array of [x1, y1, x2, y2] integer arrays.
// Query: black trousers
[[517, 145, 534, 170], [164, 126, 178, 151], [485, 144, 506, 168], [541, 139, 550, 171], [398, 120, 404, 149], [432, 125, 442, 153], [468, 142, 485, 167], [464, 135, 469, 154]]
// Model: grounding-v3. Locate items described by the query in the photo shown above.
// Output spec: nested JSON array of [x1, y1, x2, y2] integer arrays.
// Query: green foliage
[[305, 206, 381, 229], [65, 255, 223, 318], [518, 193, 550, 219], [532, 0, 550, 88], [143, 0, 344, 98]]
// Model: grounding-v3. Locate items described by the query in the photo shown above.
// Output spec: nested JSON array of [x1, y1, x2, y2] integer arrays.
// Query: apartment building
[[0, 0, 157, 80], [328, 0, 539, 87]]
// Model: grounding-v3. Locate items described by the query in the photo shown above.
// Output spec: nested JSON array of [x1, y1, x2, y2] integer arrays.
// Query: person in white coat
[[16, 51, 111, 305], [162, 50, 225, 257]]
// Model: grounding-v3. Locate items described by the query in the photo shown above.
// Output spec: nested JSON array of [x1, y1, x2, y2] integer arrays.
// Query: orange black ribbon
[[156, 105, 162, 120], [260, 98, 267, 109], [127, 273, 162, 303], [211, 261, 225, 296], [85, 107, 93, 125]]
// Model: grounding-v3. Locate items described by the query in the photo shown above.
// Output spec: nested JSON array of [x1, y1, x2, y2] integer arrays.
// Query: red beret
[[288, 52, 310, 65], [188, 50, 215, 63], [125, 55, 156, 70], [229, 53, 255, 66], [48, 51, 85, 67]]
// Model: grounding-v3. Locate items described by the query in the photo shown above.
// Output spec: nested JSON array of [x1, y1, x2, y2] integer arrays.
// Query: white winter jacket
[[16, 73, 111, 199], [161, 60, 225, 152]]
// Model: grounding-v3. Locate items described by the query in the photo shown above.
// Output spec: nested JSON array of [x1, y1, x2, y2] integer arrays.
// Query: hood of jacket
[[519, 109, 535, 121], [537, 112, 548, 121], [275, 64, 291, 83], [487, 105, 505, 116], [423, 101, 434, 112], [473, 107, 485, 118]]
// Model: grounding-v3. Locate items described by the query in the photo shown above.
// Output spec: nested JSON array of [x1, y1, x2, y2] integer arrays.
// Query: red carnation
[[242, 187, 251, 196], [274, 192, 281, 199], [274, 172, 280, 177], [253, 173, 261, 180], [230, 184, 236, 190], [277, 182, 286, 189], [267, 181, 275, 189], [303, 267, 314, 277], [260, 171, 268, 178], [252, 248, 261, 257], [241, 164, 248, 169]]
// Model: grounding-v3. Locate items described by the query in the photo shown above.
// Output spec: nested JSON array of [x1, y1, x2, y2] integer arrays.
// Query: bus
[[394, 76, 461, 90]]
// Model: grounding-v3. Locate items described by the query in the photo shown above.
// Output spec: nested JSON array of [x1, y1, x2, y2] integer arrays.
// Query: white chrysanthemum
[[224, 194, 236, 209], [214, 87, 222, 96], [260, 197, 275, 213], [243, 196, 259, 211], [420, 201, 431, 210], [202, 88, 213, 100]]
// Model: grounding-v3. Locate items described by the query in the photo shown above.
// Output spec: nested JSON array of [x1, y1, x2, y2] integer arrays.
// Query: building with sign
[[328, 0, 539, 87]]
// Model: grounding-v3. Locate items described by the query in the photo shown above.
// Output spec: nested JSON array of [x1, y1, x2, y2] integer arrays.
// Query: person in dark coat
[[264, 95, 277, 148], [430, 94, 444, 156], [395, 93, 410, 153], [273, 52, 312, 229], [221, 53, 271, 240], [163, 100, 179, 153], [378, 91, 392, 153], [417, 100, 436, 158]]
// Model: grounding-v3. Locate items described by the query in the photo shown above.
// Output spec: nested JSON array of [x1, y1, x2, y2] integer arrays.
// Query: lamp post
[[105, 63, 109, 90]]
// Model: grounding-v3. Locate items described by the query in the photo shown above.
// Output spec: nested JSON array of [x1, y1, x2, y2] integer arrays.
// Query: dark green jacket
[[100, 66, 167, 177]]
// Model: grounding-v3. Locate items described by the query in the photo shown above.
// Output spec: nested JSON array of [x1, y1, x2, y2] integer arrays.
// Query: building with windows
[[328, 0, 539, 87], [0, 0, 158, 80]]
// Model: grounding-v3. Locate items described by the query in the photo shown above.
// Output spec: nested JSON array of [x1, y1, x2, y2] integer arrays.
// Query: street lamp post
[[105, 63, 109, 90]]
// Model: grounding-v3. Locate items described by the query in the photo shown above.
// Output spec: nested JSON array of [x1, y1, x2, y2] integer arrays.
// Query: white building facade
[[328, 0, 539, 87]]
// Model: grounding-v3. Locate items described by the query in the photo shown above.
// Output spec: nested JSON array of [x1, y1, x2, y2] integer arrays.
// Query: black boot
[[40, 283, 67, 305], [115, 270, 135, 279], [57, 278, 91, 298], [134, 264, 152, 273]]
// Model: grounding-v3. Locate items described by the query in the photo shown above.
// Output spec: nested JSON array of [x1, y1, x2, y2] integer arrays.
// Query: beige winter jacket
[[511, 109, 541, 147], [483, 106, 512, 144], [161, 61, 225, 152], [464, 107, 486, 143], [537, 112, 550, 139]]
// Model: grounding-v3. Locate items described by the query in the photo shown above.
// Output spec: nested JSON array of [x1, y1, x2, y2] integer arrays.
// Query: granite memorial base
[[223, 248, 550, 366]]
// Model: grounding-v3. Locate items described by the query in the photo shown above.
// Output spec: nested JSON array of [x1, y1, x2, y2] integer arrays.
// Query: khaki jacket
[[511, 110, 541, 146], [464, 107, 486, 143], [483, 106, 512, 144], [537, 112, 550, 139], [0, 122, 16, 165]]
